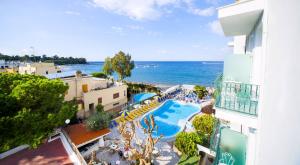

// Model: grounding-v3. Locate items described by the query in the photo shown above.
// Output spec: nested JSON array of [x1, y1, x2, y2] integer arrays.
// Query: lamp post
[[65, 119, 70, 125], [64, 119, 70, 134]]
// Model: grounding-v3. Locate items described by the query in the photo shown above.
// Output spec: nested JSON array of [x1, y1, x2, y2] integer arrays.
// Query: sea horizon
[[61, 61, 224, 87]]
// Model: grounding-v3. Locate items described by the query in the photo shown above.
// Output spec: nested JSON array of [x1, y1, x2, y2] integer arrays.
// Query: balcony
[[213, 127, 248, 165], [215, 81, 259, 116], [218, 0, 263, 36]]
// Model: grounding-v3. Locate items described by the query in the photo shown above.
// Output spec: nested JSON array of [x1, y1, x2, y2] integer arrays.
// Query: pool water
[[133, 93, 156, 103], [140, 100, 200, 140]]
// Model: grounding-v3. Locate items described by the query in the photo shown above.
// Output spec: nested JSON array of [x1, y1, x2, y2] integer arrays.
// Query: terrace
[[215, 81, 259, 116], [214, 54, 260, 118], [71, 85, 212, 164]]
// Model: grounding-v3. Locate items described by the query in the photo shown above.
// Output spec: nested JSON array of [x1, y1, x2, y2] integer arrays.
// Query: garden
[[175, 114, 216, 165]]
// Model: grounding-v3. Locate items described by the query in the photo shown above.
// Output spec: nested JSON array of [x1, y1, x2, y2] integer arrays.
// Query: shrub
[[91, 72, 107, 79], [86, 105, 112, 131], [192, 114, 215, 136], [194, 85, 208, 99], [175, 132, 202, 156]]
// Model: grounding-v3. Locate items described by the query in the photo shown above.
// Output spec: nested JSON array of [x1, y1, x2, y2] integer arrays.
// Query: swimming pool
[[140, 99, 200, 141], [133, 93, 156, 104]]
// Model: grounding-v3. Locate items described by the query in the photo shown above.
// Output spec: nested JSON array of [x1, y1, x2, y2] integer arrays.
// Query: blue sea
[[60, 61, 223, 86]]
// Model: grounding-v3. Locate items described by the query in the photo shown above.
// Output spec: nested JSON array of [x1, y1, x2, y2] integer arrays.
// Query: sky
[[0, 0, 233, 61]]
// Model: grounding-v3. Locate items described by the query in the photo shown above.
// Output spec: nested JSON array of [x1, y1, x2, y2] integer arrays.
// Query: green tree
[[86, 105, 113, 131], [192, 114, 216, 147], [102, 57, 114, 76], [192, 114, 215, 137], [194, 85, 208, 99], [175, 132, 202, 156], [111, 51, 135, 81], [0, 73, 77, 152], [91, 72, 107, 79]]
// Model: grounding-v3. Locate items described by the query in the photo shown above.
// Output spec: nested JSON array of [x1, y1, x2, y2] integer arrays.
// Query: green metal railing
[[215, 81, 260, 116], [213, 127, 248, 165], [210, 119, 220, 152]]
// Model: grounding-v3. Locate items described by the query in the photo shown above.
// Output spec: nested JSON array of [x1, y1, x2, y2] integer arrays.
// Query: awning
[[133, 93, 157, 104], [162, 85, 180, 95]]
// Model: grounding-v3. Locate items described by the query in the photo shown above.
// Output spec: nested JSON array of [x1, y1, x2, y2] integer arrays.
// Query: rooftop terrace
[[0, 139, 72, 165]]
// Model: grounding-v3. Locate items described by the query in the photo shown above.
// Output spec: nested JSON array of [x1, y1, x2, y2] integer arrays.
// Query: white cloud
[[147, 31, 160, 36], [208, 20, 223, 36], [127, 25, 144, 30], [92, 0, 178, 20], [0, 48, 11, 55], [183, 0, 215, 16], [64, 11, 81, 16], [91, 0, 215, 20], [205, 0, 220, 5], [188, 6, 215, 16], [111, 26, 125, 35]]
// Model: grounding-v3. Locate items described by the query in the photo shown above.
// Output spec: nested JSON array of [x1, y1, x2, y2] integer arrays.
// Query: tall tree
[[111, 51, 135, 81], [102, 57, 114, 76], [0, 73, 77, 152]]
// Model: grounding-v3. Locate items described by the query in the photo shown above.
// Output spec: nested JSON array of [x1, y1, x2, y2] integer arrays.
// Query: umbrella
[[99, 137, 105, 147], [121, 110, 130, 118]]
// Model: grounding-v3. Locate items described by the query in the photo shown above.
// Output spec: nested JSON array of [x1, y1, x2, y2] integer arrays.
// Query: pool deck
[[100, 99, 210, 165], [96, 127, 180, 165]]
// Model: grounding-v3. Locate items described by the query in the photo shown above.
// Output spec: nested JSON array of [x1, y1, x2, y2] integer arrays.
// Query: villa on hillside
[[49, 71, 128, 118], [18, 62, 61, 75]]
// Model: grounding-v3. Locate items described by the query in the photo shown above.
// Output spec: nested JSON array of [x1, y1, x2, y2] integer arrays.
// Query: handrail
[[61, 129, 87, 165], [215, 81, 260, 116]]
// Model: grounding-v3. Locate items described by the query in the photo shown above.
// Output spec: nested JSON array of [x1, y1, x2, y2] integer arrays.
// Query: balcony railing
[[215, 81, 260, 116]]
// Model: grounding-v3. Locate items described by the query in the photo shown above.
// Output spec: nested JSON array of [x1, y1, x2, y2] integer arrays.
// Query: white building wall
[[257, 0, 300, 164], [83, 85, 127, 111], [245, 17, 263, 85], [19, 63, 60, 75], [233, 35, 246, 54], [62, 76, 127, 111]]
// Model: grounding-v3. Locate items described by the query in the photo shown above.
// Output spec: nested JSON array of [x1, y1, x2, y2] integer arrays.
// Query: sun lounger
[[128, 114, 137, 119], [132, 110, 143, 116], [125, 116, 134, 121]]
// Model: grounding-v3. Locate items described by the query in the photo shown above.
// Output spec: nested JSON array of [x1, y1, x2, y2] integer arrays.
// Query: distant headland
[[0, 53, 87, 65]]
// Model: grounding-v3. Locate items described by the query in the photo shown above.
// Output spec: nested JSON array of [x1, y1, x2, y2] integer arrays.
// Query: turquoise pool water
[[133, 93, 156, 103], [140, 100, 200, 140]]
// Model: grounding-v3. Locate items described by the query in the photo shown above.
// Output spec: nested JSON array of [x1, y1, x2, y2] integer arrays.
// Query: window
[[82, 84, 88, 93], [113, 93, 119, 99], [124, 90, 126, 96], [89, 103, 94, 110], [46, 71, 48, 74], [113, 102, 119, 106], [98, 97, 102, 104]]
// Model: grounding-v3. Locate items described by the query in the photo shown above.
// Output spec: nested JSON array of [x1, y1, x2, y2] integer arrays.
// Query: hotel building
[[19, 62, 61, 75], [61, 71, 127, 117], [211, 0, 300, 164]]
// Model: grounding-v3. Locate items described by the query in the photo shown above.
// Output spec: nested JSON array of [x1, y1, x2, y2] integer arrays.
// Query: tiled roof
[[0, 139, 72, 165], [64, 123, 110, 147]]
